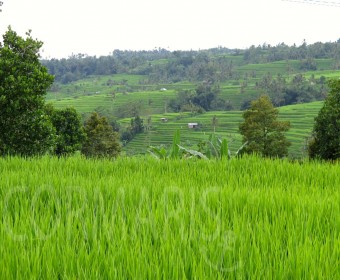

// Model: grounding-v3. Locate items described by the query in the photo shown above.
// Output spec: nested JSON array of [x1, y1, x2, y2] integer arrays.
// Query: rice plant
[[0, 155, 339, 279]]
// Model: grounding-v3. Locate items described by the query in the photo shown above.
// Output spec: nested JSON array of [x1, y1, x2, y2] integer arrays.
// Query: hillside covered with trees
[[40, 39, 340, 158], [42, 40, 340, 85], [43, 40, 339, 114]]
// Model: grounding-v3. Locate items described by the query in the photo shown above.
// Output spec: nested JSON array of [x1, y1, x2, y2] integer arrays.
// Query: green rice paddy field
[[48, 84, 324, 158], [122, 102, 323, 158], [46, 57, 340, 158], [0, 156, 339, 279]]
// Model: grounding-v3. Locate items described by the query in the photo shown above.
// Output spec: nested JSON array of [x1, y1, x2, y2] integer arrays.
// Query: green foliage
[[240, 98, 254, 111], [243, 41, 340, 63], [42, 41, 340, 86], [121, 115, 144, 144], [46, 105, 86, 156], [149, 129, 182, 159], [308, 79, 340, 160], [149, 132, 209, 159], [239, 95, 291, 158], [192, 82, 220, 111], [130, 116, 144, 134], [300, 57, 317, 71], [168, 90, 195, 112], [256, 73, 326, 106], [0, 27, 55, 156], [198, 134, 228, 159], [197, 133, 247, 160], [46, 42, 339, 159], [148, 145, 168, 159], [149, 130, 234, 160], [178, 145, 208, 159], [169, 129, 181, 159], [220, 138, 229, 159], [82, 112, 121, 158], [115, 100, 143, 118], [169, 82, 220, 112]]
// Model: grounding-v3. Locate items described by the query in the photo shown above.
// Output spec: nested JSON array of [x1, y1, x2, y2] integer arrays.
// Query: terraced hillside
[[47, 57, 340, 113], [119, 111, 242, 154], [46, 54, 339, 158], [120, 102, 322, 158]]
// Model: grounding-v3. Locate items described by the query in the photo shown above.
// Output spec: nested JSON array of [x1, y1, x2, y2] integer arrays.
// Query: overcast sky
[[0, 0, 339, 58]]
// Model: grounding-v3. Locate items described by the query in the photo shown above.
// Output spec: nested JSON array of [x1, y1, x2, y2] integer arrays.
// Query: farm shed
[[188, 123, 198, 129]]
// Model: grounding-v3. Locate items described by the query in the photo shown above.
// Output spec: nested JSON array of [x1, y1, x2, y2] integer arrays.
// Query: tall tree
[[0, 27, 55, 156], [130, 116, 144, 134], [192, 82, 219, 111], [82, 112, 121, 158], [46, 105, 86, 156], [308, 79, 340, 160], [239, 95, 291, 158]]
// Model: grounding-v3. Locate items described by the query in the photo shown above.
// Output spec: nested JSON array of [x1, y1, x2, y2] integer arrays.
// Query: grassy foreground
[[0, 156, 339, 279]]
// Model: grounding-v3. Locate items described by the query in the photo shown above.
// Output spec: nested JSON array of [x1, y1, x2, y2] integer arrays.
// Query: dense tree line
[[0, 27, 121, 158], [243, 40, 340, 64], [41, 41, 340, 86], [168, 81, 233, 113], [41, 49, 172, 84], [255, 73, 327, 107], [41, 48, 238, 84]]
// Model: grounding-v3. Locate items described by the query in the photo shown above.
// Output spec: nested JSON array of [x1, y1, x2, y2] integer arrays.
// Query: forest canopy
[[41, 40, 340, 85]]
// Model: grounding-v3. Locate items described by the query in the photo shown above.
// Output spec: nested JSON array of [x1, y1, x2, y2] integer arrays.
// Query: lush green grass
[[0, 156, 339, 279]]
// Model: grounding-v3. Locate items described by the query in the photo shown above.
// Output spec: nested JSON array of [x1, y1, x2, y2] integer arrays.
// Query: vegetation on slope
[[42, 40, 340, 85]]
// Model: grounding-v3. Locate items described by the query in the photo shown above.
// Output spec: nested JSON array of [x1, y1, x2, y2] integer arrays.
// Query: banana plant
[[148, 130, 182, 159], [148, 130, 246, 160], [199, 133, 230, 160]]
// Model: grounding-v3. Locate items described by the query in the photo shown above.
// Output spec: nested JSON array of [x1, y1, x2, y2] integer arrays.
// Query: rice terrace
[[0, 13, 340, 279]]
